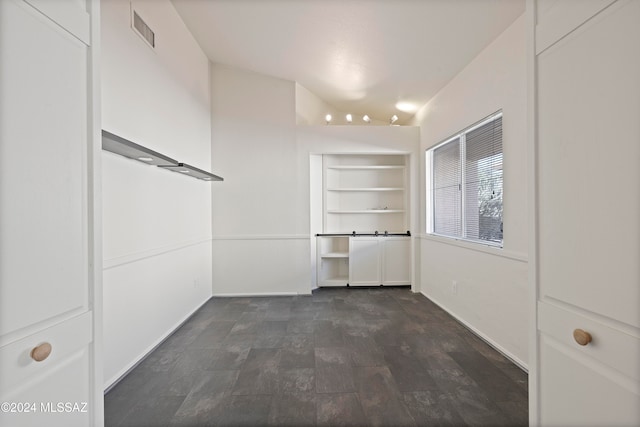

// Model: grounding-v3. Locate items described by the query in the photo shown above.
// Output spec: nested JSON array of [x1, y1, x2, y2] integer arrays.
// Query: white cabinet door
[[0, 1, 101, 426], [532, 0, 640, 424], [381, 238, 411, 285], [349, 237, 381, 285], [349, 237, 411, 286]]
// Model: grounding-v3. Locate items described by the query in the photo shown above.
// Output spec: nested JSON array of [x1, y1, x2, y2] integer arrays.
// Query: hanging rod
[[316, 231, 411, 237]]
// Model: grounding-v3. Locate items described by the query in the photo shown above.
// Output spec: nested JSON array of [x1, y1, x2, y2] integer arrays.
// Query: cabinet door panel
[[0, 312, 92, 399], [0, 0, 97, 425], [539, 302, 640, 382], [0, 0, 89, 336], [534, 0, 640, 424], [382, 238, 410, 285], [537, 0, 640, 328], [349, 238, 380, 285], [0, 312, 92, 427], [540, 335, 640, 427], [535, 0, 615, 54], [0, 349, 91, 427]]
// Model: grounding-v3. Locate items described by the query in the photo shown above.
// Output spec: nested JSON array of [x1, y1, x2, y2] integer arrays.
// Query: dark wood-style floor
[[105, 287, 528, 426]]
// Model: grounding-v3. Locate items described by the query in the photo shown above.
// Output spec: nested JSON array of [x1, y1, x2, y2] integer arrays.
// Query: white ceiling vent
[[132, 10, 155, 49]]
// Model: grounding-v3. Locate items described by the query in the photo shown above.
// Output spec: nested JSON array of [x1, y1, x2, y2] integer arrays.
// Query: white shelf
[[327, 209, 405, 214], [327, 165, 405, 170], [321, 252, 349, 258], [318, 154, 409, 284], [327, 187, 404, 192], [320, 153, 409, 241]]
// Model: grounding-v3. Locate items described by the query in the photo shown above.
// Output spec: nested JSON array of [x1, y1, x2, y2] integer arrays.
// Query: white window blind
[[433, 137, 461, 237], [429, 112, 503, 246]]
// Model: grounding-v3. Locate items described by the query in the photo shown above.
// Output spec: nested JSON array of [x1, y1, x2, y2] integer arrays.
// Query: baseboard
[[422, 291, 528, 372], [103, 297, 211, 393]]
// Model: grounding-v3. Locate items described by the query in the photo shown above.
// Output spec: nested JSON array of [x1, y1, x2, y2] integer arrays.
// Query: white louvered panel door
[[0, 1, 101, 426]]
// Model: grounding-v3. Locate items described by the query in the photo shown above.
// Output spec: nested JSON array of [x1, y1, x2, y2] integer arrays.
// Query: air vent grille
[[133, 11, 154, 48]]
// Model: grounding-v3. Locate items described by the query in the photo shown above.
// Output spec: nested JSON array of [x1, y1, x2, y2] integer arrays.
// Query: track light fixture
[[325, 114, 332, 124], [390, 114, 398, 124]]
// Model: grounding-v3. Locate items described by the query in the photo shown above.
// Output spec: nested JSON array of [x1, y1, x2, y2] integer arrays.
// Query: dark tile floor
[[105, 287, 528, 427]]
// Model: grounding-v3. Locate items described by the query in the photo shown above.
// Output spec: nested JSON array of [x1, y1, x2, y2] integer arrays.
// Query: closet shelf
[[321, 252, 349, 258], [102, 130, 223, 181], [321, 278, 349, 285]]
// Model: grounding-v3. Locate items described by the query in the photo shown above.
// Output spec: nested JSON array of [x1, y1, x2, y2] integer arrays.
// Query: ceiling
[[172, 0, 525, 124]]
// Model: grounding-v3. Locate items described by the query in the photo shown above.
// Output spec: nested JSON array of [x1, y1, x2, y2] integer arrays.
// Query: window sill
[[417, 233, 528, 263]]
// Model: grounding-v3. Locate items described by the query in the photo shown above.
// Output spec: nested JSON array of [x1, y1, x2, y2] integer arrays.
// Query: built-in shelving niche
[[323, 154, 408, 234], [101, 130, 223, 181]]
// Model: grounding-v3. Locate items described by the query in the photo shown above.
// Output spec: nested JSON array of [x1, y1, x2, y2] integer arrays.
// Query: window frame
[[426, 111, 504, 248]]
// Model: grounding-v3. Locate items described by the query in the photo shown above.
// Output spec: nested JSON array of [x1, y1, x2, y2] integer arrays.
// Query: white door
[[381, 237, 411, 285], [0, 1, 102, 426], [349, 237, 381, 285], [531, 0, 640, 425]]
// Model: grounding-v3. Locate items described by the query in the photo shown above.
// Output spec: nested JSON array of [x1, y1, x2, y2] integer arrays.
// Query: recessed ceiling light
[[390, 114, 398, 124], [138, 156, 153, 162], [363, 115, 371, 123], [346, 114, 353, 123], [325, 114, 332, 124]]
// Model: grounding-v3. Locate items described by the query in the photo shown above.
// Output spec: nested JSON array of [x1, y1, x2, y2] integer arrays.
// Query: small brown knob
[[573, 329, 592, 346], [30, 342, 52, 362]]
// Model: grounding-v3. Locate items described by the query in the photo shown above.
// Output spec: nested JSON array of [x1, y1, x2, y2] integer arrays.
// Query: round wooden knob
[[30, 342, 52, 362], [573, 329, 592, 346]]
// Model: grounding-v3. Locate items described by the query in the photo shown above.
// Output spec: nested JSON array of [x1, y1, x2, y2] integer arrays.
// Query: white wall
[[296, 83, 337, 125], [210, 65, 420, 295], [412, 15, 529, 367], [296, 83, 387, 126], [101, 0, 213, 388], [210, 64, 310, 295]]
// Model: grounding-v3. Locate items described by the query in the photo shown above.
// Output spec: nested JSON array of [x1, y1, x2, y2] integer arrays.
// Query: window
[[427, 112, 503, 246]]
